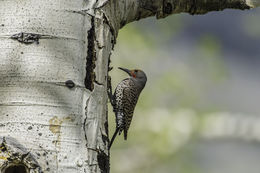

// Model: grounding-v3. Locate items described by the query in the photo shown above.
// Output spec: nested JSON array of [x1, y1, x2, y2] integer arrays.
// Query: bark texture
[[0, 0, 112, 172], [101, 0, 259, 36], [0, 0, 259, 172]]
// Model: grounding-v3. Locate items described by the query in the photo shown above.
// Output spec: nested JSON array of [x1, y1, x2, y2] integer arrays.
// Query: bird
[[108, 67, 147, 149]]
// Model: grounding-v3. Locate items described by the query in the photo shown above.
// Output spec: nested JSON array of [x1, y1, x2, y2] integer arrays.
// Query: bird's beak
[[118, 67, 131, 76]]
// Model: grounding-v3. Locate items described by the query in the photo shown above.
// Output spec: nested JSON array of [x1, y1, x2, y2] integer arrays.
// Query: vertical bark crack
[[83, 97, 91, 143], [85, 17, 97, 91]]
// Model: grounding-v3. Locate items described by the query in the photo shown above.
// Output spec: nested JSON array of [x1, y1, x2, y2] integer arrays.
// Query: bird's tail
[[108, 128, 120, 150], [124, 129, 128, 140]]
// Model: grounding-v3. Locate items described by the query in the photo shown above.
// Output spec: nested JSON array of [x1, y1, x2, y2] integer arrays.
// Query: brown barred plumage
[[109, 67, 147, 149]]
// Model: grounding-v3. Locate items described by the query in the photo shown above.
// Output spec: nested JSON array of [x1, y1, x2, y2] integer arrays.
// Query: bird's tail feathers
[[124, 129, 128, 140]]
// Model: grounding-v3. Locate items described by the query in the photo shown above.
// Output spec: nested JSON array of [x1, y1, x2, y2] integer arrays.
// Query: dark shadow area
[[3, 165, 28, 173]]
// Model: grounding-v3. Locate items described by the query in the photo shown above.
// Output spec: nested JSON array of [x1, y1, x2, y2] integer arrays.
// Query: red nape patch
[[131, 71, 136, 78]]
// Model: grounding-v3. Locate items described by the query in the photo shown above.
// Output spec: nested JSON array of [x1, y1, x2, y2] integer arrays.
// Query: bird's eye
[[134, 70, 138, 73]]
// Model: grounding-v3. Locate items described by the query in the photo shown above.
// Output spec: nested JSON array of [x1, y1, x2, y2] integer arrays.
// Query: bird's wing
[[114, 79, 130, 132], [114, 78, 129, 110], [122, 79, 139, 139]]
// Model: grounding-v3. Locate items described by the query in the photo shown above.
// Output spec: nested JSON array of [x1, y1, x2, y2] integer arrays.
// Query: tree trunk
[[0, 0, 258, 172]]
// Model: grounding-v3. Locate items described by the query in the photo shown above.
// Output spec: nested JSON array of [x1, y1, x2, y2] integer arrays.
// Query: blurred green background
[[109, 8, 260, 173]]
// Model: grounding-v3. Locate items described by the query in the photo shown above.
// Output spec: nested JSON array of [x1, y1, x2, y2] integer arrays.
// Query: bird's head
[[118, 67, 147, 84]]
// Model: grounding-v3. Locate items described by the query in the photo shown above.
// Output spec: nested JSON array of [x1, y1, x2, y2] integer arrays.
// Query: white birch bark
[[0, 0, 112, 172], [0, 0, 258, 172]]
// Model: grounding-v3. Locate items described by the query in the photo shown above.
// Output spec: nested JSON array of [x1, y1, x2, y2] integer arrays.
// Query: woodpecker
[[108, 67, 147, 149]]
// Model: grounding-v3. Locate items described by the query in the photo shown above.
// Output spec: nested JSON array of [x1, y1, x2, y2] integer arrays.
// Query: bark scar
[[11, 32, 41, 44]]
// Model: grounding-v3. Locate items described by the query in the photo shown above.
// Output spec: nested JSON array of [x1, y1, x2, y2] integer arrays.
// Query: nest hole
[[2, 164, 28, 173]]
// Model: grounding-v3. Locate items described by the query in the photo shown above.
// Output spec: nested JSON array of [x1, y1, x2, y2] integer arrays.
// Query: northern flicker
[[108, 67, 147, 149]]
